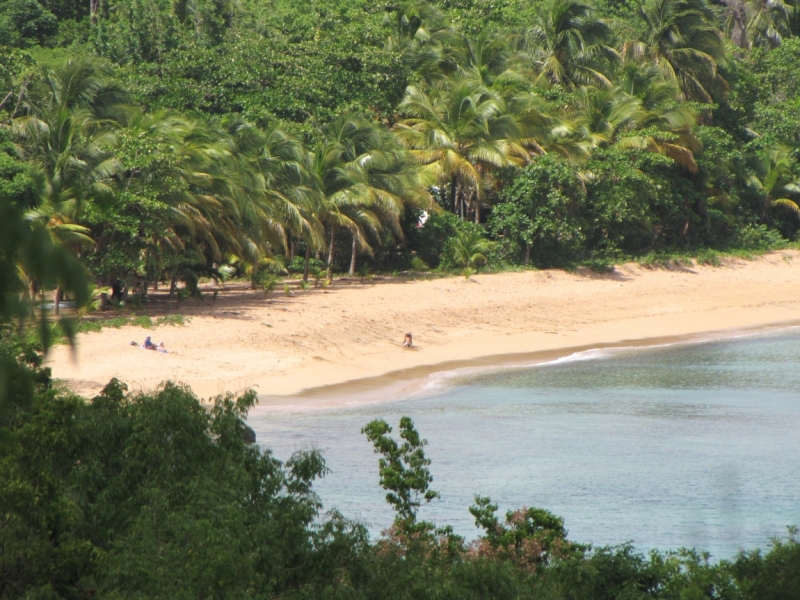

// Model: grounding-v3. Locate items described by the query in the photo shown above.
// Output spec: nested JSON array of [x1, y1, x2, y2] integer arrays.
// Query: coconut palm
[[523, 0, 618, 88], [383, 1, 458, 82], [447, 228, 495, 270], [572, 85, 643, 149], [607, 61, 700, 171], [383, 1, 449, 55], [221, 115, 323, 285], [719, 0, 800, 48], [310, 116, 426, 283], [393, 74, 553, 222], [748, 147, 800, 222], [624, 0, 726, 103], [431, 32, 515, 87], [11, 58, 126, 311], [118, 112, 242, 265], [744, 0, 800, 47]]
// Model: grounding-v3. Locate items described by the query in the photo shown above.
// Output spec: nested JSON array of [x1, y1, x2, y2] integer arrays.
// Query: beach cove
[[47, 250, 800, 402]]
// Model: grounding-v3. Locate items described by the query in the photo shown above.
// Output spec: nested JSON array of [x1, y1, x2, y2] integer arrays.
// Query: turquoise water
[[248, 330, 800, 559]]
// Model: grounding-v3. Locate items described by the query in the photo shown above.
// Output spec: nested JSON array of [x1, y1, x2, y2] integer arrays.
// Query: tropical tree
[[0, 129, 90, 405], [607, 61, 701, 171], [748, 146, 800, 221], [394, 74, 552, 223], [435, 32, 514, 87], [522, 0, 618, 88], [312, 116, 426, 282], [624, 0, 727, 102], [11, 58, 125, 311], [446, 228, 495, 271], [383, 0, 451, 72], [221, 116, 322, 286], [488, 155, 586, 265], [723, 0, 800, 48], [362, 416, 440, 525]]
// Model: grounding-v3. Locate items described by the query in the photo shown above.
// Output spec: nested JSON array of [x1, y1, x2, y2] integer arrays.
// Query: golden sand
[[47, 251, 800, 405]]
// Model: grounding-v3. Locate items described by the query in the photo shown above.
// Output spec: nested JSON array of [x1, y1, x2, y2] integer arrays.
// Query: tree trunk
[[290, 239, 297, 261], [349, 235, 357, 276], [474, 195, 480, 224], [327, 226, 337, 283], [450, 176, 458, 214], [303, 246, 310, 283], [250, 260, 258, 289], [53, 286, 61, 315], [169, 275, 177, 298], [90, 0, 98, 24], [524, 242, 531, 266]]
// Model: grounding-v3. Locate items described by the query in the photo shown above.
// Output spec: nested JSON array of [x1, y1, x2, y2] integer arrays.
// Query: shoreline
[[46, 251, 800, 404], [253, 320, 800, 412]]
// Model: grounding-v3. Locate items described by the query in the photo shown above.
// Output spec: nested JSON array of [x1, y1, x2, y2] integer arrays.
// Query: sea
[[247, 328, 800, 559]]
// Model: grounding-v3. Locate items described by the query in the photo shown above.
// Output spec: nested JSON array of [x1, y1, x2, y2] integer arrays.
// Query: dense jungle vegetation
[[3, 0, 800, 292], [2, 0, 800, 597]]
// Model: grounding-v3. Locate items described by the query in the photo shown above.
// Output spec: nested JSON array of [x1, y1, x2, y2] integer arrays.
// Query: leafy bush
[[734, 224, 787, 251], [415, 212, 463, 269], [410, 256, 429, 271]]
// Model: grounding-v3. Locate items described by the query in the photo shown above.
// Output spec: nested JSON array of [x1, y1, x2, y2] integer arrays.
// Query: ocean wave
[[407, 325, 800, 399]]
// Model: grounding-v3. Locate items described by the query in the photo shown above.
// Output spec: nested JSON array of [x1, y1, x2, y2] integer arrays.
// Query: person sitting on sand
[[403, 332, 413, 347], [143, 336, 165, 350]]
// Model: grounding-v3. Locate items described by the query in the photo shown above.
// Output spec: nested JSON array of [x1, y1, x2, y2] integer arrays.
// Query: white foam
[[405, 326, 800, 399], [409, 346, 626, 399]]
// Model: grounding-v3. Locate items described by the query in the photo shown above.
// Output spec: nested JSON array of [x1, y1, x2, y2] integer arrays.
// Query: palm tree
[[393, 74, 551, 222], [744, 0, 800, 47], [383, 1, 449, 54], [222, 116, 323, 286], [607, 61, 700, 171], [11, 58, 126, 312], [523, 0, 618, 88], [440, 33, 514, 86], [748, 147, 800, 222], [447, 229, 495, 270], [383, 1, 455, 78], [312, 116, 426, 283], [624, 0, 727, 103], [572, 85, 643, 149], [720, 0, 800, 48]]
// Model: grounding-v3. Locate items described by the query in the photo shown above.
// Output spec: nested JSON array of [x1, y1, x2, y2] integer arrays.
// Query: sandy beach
[[46, 251, 800, 405]]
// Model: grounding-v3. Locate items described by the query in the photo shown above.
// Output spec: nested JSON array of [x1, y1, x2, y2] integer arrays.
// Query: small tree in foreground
[[361, 416, 440, 525]]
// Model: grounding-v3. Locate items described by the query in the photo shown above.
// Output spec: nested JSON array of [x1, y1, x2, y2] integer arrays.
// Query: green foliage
[[0, 0, 58, 48], [0, 377, 365, 598], [0, 129, 90, 404], [447, 228, 495, 269], [361, 416, 440, 524], [1, 347, 800, 597], [415, 212, 463, 269], [409, 256, 429, 271], [90, 0, 408, 129], [489, 156, 586, 267], [258, 274, 281, 295], [735, 224, 787, 250], [3, 0, 799, 296], [470, 495, 587, 568]]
